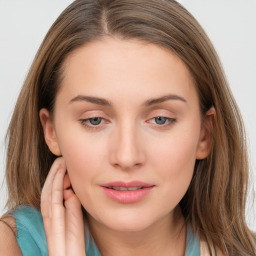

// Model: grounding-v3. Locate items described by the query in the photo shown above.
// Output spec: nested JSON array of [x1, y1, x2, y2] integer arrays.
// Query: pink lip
[[101, 181, 155, 204], [102, 181, 153, 188]]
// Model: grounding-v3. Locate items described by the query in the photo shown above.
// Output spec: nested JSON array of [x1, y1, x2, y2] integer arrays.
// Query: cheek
[[148, 127, 200, 202], [150, 128, 199, 176], [56, 131, 106, 193], [59, 135, 108, 212]]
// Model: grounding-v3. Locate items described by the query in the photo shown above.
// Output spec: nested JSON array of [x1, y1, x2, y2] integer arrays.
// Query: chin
[[87, 207, 164, 233], [110, 219, 151, 232]]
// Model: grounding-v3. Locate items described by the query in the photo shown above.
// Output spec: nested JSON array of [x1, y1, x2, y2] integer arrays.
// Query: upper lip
[[101, 181, 154, 188]]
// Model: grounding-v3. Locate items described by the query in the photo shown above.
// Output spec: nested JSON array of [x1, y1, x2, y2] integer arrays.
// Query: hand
[[41, 157, 86, 256]]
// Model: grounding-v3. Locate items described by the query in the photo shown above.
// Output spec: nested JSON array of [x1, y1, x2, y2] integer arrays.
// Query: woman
[[0, 0, 255, 255]]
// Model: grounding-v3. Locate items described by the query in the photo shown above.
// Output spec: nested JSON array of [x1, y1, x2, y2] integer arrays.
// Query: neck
[[87, 207, 187, 256]]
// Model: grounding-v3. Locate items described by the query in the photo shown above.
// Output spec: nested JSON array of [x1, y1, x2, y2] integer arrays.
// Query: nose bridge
[[109, 117, 145, 170]]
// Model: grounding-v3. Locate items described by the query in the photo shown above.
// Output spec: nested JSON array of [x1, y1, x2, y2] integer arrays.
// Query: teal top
[[13, 205, 200, 256]]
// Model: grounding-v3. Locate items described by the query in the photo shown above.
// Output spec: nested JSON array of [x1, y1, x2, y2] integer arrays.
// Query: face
[[40, 37, 211, 232]]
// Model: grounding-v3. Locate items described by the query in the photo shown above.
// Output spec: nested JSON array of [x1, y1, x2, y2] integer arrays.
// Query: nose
[[109, 121, 146, 171]]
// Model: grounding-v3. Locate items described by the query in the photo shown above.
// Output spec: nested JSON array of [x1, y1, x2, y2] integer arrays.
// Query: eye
[[79, 117, 105, 130], [154, 117, 168, 125], [87, 117, 102, 125], [149, 116, 176, 127]]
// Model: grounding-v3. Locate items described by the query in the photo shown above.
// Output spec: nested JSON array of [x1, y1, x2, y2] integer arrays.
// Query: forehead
[[57, 37, 198, 108]]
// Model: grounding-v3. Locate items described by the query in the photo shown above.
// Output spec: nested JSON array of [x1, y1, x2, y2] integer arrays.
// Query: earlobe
[[196, 107, 216, 160], [39, 108, 61, 156]]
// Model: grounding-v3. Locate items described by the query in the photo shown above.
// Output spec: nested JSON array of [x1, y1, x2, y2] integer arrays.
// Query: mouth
[[105, 186, 145, 191], [101, 181, 155, 203]]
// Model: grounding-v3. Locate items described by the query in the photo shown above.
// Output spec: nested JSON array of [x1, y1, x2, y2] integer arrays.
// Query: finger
[[63, 174, 74, 201], [41, 157, 66, 255], [65, 193, 86, 256], [64, 188, 75, 201], [50, 159, 67, 254], [51, 161, 66, 213], [64, 173, 71, 190], [41, 157, 66, 219], [64, 173, 86, 255], [41, 157, 65, 243]]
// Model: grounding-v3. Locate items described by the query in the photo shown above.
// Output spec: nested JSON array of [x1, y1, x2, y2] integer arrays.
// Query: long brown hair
[[4, 0, 255, 255]]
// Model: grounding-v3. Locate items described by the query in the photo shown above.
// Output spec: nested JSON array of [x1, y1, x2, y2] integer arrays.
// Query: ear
[[196, 107, 216, 160], [39, 108, 61, 156]]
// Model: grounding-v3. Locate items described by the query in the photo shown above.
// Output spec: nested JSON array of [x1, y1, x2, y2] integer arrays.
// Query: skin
[[40, 37, 214, 256]]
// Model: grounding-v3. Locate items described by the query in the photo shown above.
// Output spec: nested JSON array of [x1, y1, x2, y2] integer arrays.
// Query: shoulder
[[2, 205, 48, 256], [14, 205, 48, 255], [0, 216, 22, 256], [13, 204, 44, 227]]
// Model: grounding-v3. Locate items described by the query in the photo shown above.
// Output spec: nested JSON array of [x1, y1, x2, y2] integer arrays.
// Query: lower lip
[[102, 187, 154, 203]]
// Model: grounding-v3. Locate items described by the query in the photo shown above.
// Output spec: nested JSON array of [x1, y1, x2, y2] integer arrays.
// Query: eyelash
[[79, 116, 177, 131]]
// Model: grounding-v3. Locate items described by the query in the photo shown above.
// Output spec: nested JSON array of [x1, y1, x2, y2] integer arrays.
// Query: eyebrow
[[69, 94, 187, 106]]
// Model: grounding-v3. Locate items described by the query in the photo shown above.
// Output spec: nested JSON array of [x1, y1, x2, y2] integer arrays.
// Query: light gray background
[[0, 1, 255, 231]]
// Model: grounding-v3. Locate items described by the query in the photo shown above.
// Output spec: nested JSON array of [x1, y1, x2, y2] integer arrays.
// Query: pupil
[[90, 117, 102, 125], [155, 117, 166, 125]]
